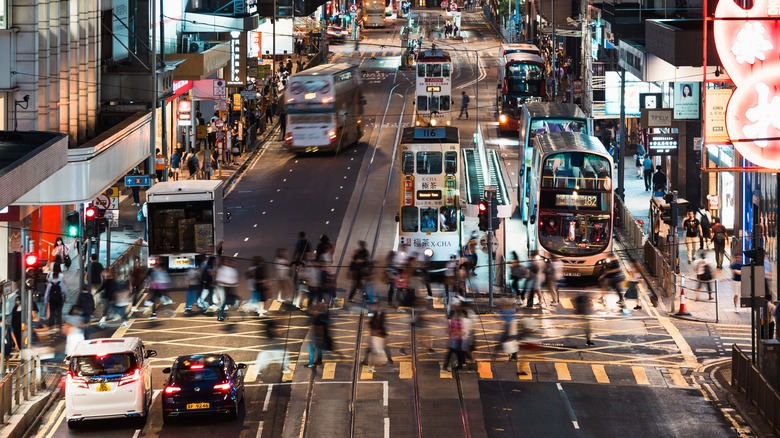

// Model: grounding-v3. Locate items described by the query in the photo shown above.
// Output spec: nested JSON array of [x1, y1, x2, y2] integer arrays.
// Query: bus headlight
[[423, 248, 434, 258], [499, 114, 508, 124], [595, 259, 607, 265]]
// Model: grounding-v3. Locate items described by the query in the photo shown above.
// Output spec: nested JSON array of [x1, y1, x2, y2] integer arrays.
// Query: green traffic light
[[68, 225, 78, 237]]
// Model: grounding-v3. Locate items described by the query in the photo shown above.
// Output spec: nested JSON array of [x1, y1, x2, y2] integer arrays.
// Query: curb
[[223, 122, 279, 195], [2, 374, 63, 438], [705, 361, 775, 437]]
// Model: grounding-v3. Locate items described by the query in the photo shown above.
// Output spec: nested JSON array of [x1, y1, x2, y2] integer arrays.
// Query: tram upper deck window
[[443, 64, 451, 77], [416, 151, 443, 174], [426, 63, 442, 77], [420, 208, 437, 232], [418, 96, 428, 111], [441, 95, 451, 111], [444, 151, 457, 174], [402, 152, 415, 174], [401, 206, 419, 232]]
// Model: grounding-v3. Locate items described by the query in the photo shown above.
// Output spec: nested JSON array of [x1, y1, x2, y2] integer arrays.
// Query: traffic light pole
[[78, 204, 86, 294], [486, 189, 495, 308], [669, 191, 679, 315]]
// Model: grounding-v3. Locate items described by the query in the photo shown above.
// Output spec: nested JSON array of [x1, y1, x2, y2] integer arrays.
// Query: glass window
[[420, 208, 437, 232], [442, 63, 451, 77], [147, 201, 216, 255], [444, 151, 457, 174], [439, 206, 457, 232], [174, 366, 226, 382], [417, 64, 426, 77], [401, 206, 419, 232], [426, 63, 442, 77], [418, 96, 428, 111], [538, 214, 611, 256], [402, 152, 415, 174], [441, 95, 451, 111], [416, 151, 442, 174], [71, 353, 136, 377], [541, 152, 611, 190], [430, 96, 440, 112]]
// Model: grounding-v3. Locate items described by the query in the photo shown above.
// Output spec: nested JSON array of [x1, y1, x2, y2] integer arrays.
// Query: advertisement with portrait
[[673, 82, 700, 120]]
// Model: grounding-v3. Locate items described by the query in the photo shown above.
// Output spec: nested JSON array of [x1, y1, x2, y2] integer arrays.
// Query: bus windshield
[[529, 119, 587, 136], [541, 152, 612, 190], [506, 63, 544, 95], [538, 214, 611, 256]]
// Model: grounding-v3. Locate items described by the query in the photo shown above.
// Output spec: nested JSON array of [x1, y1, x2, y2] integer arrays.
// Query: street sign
[[213, 80, 226, 96], [94, 194, 111, 210], [106, 210, 119, 228], [240, 91, 260, 100], [215, 100, 228, 111], [216, 131, 226, 140], [196, 125, 207, 139], [215, 119, 225, 130], [350, 4, 358, 12], [124, 175, 152, 187], [449, 2, 458, 11], [479, 233, 498, 254]]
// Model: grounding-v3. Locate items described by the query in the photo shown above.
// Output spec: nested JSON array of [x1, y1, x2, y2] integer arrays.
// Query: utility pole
[[617, 69, 626, 199], [485, 187, 497, 307], [669, 191, 680, 315]]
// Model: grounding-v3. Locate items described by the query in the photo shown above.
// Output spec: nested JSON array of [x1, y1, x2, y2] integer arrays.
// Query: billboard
[[673, 82, 700, 120]]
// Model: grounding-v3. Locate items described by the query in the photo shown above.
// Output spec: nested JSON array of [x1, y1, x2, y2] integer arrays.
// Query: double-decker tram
[[284, 63, 364, 153], [518, 102, 591, 221], [398, 127, 460, 267], [497, 50, 546, 134], [363, 0, 386, 28], [527, 132, 614, 277], [415, 49, 453, 127]]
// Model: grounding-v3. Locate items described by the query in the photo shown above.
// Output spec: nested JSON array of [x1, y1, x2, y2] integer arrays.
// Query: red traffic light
[[85, 206, 97, 219], [478, 201, 488, 212], [23, 253, 39, 268]]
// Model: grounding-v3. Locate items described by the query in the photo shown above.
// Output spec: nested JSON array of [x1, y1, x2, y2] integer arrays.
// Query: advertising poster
[[704, 88, 732, 143], [674, 82, 700, 120]]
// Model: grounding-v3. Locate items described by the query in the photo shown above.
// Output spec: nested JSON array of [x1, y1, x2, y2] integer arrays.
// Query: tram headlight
[[423, 248, 434, 258], [429, 119, 437, 126], [499, 114, 508, 124]]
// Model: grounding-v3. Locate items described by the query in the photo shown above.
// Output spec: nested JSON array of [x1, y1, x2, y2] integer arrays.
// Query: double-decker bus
[[398, 127, 460, 268], [497, 51, 546, 134], [518, 102, 591, 221], [500, 43, 541, 57], [527, 132, 613, 277], [284, 63, 364, 153], [415, 49, 453, 127], [363, 0, 386, 28]]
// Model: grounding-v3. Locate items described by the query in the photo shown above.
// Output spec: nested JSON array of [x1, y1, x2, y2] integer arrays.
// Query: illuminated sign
[[555, 194, 599, 208], [714, 0, 780, 168], [647, 133, 679, 155], [417, 190, 443, 200], [426, 86, 441, 92], [705, 88, 733, 143], [227, 31, 247, 86], [177, 99, 192, 121], [245, 0, 258, 15], [673, 82, 700, 120]]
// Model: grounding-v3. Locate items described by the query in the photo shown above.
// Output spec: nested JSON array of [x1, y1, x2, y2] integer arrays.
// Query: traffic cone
[[676, 288, 691, 316]]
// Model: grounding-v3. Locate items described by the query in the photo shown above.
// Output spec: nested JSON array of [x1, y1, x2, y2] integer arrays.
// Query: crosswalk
[[713, 324, 751, 356], [248, 360, 695, 389]]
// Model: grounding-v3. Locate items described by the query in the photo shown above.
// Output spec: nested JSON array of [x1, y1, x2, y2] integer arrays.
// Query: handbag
[[64, 254, 72, 269]]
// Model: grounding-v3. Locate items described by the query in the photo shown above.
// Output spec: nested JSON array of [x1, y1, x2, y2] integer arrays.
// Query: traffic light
[[478, 201, 489, 231], [23, 253, 43, 290], [66, 210, 80, 237], [84, 206, 98, 237]]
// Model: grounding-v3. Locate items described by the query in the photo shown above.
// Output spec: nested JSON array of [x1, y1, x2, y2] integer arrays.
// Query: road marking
[[657, 316, 698, 367], [477, 361, 493, 379], [383, 381, 389, 407], [432, 297, 445, 309], [556, 383, 580, 430], [592, 365, 609, 384], [246, 362, 259, 383], [112, 320, 133, 338], [175, 303, 186, 313], [517, 361, 532, 380], [322, 362, 336, 380], [560, 298, 574, 309], [256, 420, 264, 438], [384, 417, 390, 438], [669, 369, 688, 387], [39, 400, 65, 438], [399, 361, 412, 379], [282, 363, 295, 382], [361, 365, 374, 380], [244, 237, 249, 241], [262, 384, 273, 411], [234, 252, 239, 257], [632, 366, 650, 385], [555, 363, 571, 381], [268, 301, 282, 312], [440, 364, 453, 379]]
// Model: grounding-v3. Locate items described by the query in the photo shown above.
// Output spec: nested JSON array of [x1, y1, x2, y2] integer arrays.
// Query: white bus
[[415, 49, 453, 127], [500, 43, 542, 57], [364, 0, 386, 28], [399, 127, 461, 268], [284, 63, 365, 153], [527, 132, 613, 277]]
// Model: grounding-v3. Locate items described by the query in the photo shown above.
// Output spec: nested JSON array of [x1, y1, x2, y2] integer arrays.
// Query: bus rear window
[[416, 152, 442, 174], [401, 206, 419, 232]]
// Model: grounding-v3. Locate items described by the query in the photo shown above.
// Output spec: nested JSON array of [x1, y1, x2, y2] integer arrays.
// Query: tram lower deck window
[[401, 206, 419, 232], [420, 208, 438, 232]]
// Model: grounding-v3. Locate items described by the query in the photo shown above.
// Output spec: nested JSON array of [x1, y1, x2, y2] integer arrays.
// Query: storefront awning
[[166, 42, 232, 81]]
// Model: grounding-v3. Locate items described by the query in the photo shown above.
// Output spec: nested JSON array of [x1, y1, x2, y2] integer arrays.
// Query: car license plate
[[564, 272, 582, 277], [172, 258, 193, 268], [96, 382, 111, 392], [186, 402, 210, 410]]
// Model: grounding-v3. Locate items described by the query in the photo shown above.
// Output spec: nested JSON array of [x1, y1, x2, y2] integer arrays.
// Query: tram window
[[439, 206, 457, 232], [416, 151, 443, 174], [418, 96, 428, 111], [420, 208, 438, 232], [426, 63, 442, 77], [441, 95, 451, 111], [442, 63, 451, 77], [402, 152, 415, 174], [417, 64, 426, 77], [444, 151, 457, 174], [401, 206, 419, 232], [430, 96, 440, 112]]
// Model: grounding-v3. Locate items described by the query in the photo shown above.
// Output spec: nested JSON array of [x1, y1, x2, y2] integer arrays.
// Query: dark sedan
[[161, 354, 247, 423]]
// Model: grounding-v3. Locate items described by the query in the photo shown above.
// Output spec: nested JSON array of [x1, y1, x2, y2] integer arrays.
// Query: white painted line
[[263, 384, 274, 411], [384, 417, 390, 438], [132, 429, 141, 438], [573, 421, 580, 430], [256, 420, 264, 438], [326, 221, 330, 224], [244, 237, 249, 241], [254, 224, 258, 227], [383, 381, 388, 407]]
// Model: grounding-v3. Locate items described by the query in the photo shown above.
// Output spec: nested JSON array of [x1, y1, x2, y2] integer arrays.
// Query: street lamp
[[13, 95, 29, 131]]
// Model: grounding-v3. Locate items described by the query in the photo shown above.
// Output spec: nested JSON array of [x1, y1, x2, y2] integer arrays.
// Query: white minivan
[[65, 337, 157, 429]]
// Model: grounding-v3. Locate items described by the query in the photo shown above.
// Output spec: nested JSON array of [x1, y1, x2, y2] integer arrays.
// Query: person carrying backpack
[[710, 217, 729, 269], [348, 241, 370, 303], [45, 272, 68, 330], [693, 253, 714, 301]]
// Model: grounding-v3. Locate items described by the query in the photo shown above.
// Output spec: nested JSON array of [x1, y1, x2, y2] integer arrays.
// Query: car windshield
[[174, 366, 226, 382], [71, 353, 135, 377]]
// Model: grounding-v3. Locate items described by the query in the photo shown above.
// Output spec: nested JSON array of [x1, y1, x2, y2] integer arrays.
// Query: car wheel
[[67, 421, 79, 430], [228, 405, 239, 420], [163, 414, 174, 425]]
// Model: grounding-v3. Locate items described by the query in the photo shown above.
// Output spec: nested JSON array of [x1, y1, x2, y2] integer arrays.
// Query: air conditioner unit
[[189, 41, 206, 53]]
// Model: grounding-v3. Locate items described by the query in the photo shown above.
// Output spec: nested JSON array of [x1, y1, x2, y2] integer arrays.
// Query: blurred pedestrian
[[44, 272, 67, 330], [574, 294, 595, 346], [97, 270, 119, 324], [458, 91, 469, 119], [525, 253, 544, 307], [305, 304, 331, 368], [499, 304, 518, 361], [693, 253, 714, 301], [148, 264, 171, 319], [64, 310, 85, 356], [248, 256, 269, 316], [544, 256, 563, 305], [215, 257, 240, 321], [255, 319, 291, 374], [599, 258, 626, 306], [362, 309, 392, 371], [731, 254, 743, 312], [130, 257, 147, 304], [197, 256, 216, 309], [348, 241, 370, 303], [86, 254, 105, 294], [10, 296, 21, 351], [711, 217, 729, 269], [442, 308, 465, 371], [274, 248, 293, 303], [624, 260, 642, 311], [184, 265, 202, 313]]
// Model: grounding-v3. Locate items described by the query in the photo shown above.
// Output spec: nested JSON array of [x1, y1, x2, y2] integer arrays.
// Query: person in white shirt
[[215, 257, 240, 321], [693, 253, 714, 301]]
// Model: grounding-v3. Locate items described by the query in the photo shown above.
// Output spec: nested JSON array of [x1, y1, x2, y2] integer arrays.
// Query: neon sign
[[714, 0, 780, 168]]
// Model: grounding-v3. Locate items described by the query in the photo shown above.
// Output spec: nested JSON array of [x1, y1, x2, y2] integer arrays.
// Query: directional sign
[[350, 4, 358, 12], [449, 2, 458, 11], [124, 175, 152, 187]]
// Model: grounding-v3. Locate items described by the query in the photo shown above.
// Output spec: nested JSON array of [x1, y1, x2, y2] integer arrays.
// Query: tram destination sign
[[414, 127, 446, 139], [555, 194, 599, 208]]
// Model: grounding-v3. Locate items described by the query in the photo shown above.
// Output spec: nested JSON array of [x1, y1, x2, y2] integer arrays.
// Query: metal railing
[[107, 238, 146, 285], [614, 197, 646, 260], [0, 355, 41, 424], [732, 345, 780, 435]]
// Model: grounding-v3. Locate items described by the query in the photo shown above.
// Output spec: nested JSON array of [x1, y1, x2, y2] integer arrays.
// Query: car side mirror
[[146, 349, 157, 358], [162, 367, 171, 374], [238, 363, 248, 370]]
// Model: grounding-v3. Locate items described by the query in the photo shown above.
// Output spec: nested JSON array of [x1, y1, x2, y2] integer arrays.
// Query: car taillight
[[118, 369, 140, 386], [213, 382, 232, 392], [285, 133, 293, 143], [328, 130, 337, 141], [164, 385, 181, 395], [67, 372, 89, 389], [499, 114, 508, 123]]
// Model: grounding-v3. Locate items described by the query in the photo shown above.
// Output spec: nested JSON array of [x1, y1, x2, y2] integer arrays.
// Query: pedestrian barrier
[[614, 198, 646, 258], [671, 274, 720, 322], [732, 345, 780, 435], [108, 238, 146, 282], [0, 355, 41, 425]]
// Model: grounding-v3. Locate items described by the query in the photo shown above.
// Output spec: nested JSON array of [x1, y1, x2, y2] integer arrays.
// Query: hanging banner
[[192, 79, 227, 100], [673, 82, 700, 120], [704, 88, 732, 144]]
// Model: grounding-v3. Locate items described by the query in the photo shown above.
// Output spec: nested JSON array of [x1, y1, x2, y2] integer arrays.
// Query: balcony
[[165, 41, 231, 80]]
